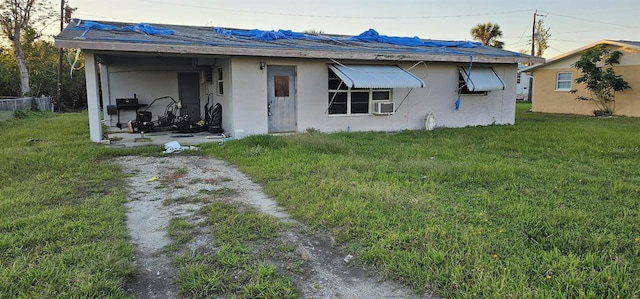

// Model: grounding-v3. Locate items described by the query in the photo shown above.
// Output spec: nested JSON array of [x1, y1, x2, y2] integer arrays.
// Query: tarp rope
[[455, 55, 473, 111], [67, 48, 82, 77]]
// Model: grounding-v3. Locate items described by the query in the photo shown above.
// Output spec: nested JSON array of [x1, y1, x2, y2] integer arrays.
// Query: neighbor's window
[[327, 69, 391, 115], [556, 72, 572, 91], [216, 67, 224, 96]]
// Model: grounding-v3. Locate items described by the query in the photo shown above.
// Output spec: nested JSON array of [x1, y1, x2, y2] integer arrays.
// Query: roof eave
[[55, 38, 542, 64], [522, 39, 640, 72]]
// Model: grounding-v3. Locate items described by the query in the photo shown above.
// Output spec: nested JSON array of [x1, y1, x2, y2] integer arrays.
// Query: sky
[[45, 0, 640, 59]]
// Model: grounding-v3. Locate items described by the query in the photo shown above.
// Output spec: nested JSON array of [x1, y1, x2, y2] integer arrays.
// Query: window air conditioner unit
[[372, 102, 395, 115]]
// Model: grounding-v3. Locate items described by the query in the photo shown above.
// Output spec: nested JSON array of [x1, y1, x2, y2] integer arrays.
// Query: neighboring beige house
[[522, 40, 640, 116], [55, 20, 542, 143]]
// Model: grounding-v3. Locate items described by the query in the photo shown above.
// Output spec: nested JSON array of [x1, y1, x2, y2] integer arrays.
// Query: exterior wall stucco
[[229, 58, 270, 136], [226, 58, 518, 135], [84, 51, 103, 142], [531, 45, 640, 117], [208, 59, 232, 136], [95, 53, 519, 137]]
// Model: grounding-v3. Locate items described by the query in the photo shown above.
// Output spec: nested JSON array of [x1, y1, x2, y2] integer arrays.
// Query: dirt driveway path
[[115, 155, 436, 299]]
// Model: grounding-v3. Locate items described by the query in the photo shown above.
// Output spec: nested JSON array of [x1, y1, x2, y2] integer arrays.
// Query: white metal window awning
[[459, 67, 505, 92], [329, 65, 425, 89]]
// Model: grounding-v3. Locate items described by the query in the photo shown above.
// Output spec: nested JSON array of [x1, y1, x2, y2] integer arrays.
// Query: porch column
[[100, 63, 112, 125], [84, 51, 102, 143]]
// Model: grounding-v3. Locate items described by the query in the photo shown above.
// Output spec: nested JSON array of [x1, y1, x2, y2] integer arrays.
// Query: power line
[[73, 13, 148, 23], [547, 38, 594, 44], [539, 10, 632, 27], [139, 0, 531, 20], [552, 27, 640, 35]]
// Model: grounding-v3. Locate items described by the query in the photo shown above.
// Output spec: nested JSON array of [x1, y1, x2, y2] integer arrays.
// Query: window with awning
[[326, 65, 423, 115], [458, 67, 505, 93], [328, 65, 425, 89]]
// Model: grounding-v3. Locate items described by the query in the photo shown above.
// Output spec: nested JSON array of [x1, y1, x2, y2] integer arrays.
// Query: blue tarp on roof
[[70, 21, 481, 50], [71, 20, 118, 31], [121, 24, 175, 35], [65, 20, 524, 58], [214, 28, 308, 40], [349, 29, 480, 48], [70, 20, 174, 36], [213, 28, 480, 48]]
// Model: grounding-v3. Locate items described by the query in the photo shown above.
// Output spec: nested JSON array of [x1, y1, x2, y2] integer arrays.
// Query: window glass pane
[[328, 92, 347, 114], [556, 72, 572, 89], [557, 81, 571, 89], [329, 78, 347, 90], [557, 72, 572, 81], [328, 70, 348, 90], [217, 67, 224, 95], [351, 92, 369, 114], [372, 91, 390, 101], [351, 92, 369, 103], [351, 103, 369, 114], [274, 76, 289, 97]]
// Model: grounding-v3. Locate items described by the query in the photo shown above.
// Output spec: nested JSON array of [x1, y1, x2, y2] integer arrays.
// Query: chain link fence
[[0, 97, 52, 112]]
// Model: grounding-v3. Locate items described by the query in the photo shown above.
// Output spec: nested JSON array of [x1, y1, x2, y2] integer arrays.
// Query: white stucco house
[[55, 20, 543, 142], [516, 64, 533, 100]]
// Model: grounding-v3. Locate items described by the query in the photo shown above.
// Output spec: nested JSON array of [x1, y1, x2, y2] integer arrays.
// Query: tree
[[0, 45, 20, 95], [0, 38, 87, 110], [470, 22, 504, 49], [571, 44, 631, 116], [0, 0, 54, 96], [533, 19, 551, 57]]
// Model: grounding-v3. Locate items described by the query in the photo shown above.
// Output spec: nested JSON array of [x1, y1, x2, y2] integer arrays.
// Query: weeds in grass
[[199, 187, 239, 198], [163, 195, 204, 206], [0, 112, 148, 298], [206, 176, 233, 184], [165, 218, 196, 252], [202, 103, 640, 298], [4, 105, 639, 298], [170, 201, 298, 298], [161, 167, 189, 188]]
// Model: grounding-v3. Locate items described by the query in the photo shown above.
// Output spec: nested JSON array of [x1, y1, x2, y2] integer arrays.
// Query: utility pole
[[56, 1, 72, 112], [527, 9, 544, 102], [56, 0, 64, 112], [531, 10, 537, 56]]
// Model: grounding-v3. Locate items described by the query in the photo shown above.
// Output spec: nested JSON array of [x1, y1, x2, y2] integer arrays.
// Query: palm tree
[[470, 22, 504, 49]]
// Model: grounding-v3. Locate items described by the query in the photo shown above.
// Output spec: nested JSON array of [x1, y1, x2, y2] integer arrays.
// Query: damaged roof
[[55, 19, 544, 64]]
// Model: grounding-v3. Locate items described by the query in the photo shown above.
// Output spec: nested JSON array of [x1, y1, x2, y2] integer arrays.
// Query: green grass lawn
[[0, 111, 13, 122], [1, 104, 638, 298], [204, 103, 640, 298], [0, 111, 154, 298]]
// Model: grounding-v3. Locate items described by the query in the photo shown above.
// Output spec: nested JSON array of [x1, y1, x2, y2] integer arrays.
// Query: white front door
[[267, 65, 297, 133]]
